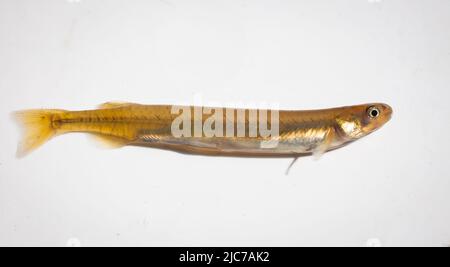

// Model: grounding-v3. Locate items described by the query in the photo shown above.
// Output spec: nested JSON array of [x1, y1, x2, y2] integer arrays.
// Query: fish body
[[13, 102, 392, 158]]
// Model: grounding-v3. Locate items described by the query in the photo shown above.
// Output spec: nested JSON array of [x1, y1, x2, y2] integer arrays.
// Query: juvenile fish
[[13, 102, 392, 158]]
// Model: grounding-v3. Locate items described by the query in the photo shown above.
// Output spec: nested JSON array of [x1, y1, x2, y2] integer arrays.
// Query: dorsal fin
[[98, 101, 136, 109]]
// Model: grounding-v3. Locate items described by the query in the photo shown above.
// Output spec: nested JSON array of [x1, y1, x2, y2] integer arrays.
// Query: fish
[[13, 102, 392, 159]]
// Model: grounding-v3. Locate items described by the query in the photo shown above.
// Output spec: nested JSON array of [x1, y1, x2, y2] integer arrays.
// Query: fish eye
[[367, 106, 380, 118]]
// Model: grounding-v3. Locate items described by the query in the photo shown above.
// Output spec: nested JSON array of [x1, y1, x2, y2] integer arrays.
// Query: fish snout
[[380, 103, 393, 122]]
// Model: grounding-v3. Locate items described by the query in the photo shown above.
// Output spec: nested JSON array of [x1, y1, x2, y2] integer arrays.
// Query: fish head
[[336, 103, 393, 139]]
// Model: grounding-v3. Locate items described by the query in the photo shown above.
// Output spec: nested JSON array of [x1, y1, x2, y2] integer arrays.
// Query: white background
[[0, 0, 449, 247]]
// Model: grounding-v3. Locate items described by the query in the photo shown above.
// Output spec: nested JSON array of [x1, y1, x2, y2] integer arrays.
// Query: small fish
[[13, 102, 392, 159]]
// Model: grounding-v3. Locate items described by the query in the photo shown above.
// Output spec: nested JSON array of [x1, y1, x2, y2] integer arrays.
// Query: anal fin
[[90, 134, 130, 149]]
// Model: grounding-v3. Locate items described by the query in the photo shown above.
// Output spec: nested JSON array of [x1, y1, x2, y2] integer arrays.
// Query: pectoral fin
[[312, 128, 335, 160]]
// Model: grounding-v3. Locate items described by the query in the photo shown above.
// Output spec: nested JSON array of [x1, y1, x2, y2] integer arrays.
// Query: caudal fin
[[13, 109, 66, 158]]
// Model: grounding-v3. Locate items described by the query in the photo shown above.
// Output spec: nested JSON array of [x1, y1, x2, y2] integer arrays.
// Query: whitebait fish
[[13, 102, 392, 160]]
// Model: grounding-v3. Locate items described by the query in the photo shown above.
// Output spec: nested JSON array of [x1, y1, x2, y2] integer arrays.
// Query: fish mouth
[[381, 103, 393, 122]]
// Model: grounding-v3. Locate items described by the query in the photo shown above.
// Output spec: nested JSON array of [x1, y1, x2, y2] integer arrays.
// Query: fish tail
[[12, 109, 66, 158]]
